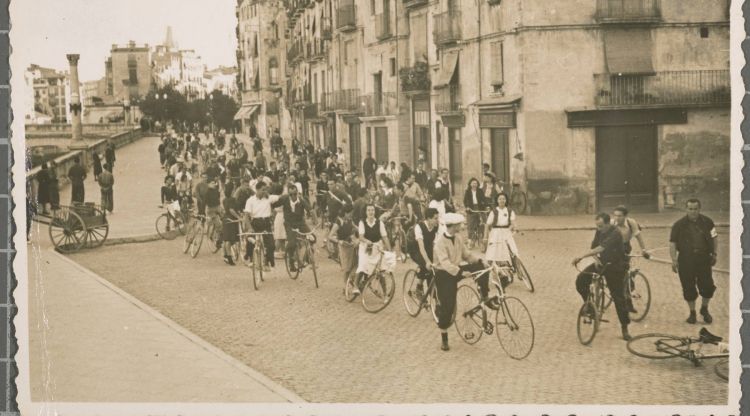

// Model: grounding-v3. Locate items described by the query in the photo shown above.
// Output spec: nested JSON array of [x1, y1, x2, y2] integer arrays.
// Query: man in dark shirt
[[316, 172, 330, 218], [67, 156, 87, 203], [344, 171, 362, 201], [265, 161, 280, 183], [670, 198, 719, 324], [414, 161, 428, 190], [272, 184, 311, 272], [362, 153, 377, 189], [573, 213, 631, 340], [105, 142, 116, 171], [205, 179, 223, 249]]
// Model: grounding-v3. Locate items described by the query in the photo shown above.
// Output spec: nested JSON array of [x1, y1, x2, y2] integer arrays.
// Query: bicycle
[[596, 255, 652, 323], [574, 261, 611, 345], [465, 208, 489, 251], [402, 267, 439, 322], [627, 327, 729, 381], [507, 241, 535, 293], [344, 244, 396, 313], [205, 209, 223, 254], [285, 228, 319, 288], [387, 215, 408, 263], [155, 203, 188, 240], [498, 181, 528, 215], [454, 262, 535, 359], [183, 213, 206, 258], [240, 230, 273, 290]]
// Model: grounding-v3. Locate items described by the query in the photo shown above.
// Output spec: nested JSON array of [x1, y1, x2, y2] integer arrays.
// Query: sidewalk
[[517, 210, 730, 231], [27, 235, 302, 403]]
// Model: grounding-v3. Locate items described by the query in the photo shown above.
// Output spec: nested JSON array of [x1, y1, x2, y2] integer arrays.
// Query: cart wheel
[[48, 207, 86, 253], [83, 207, 109, 248]]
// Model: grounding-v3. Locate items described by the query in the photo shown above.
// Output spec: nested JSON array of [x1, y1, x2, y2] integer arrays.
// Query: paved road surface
[[69, 227, 730, 404]]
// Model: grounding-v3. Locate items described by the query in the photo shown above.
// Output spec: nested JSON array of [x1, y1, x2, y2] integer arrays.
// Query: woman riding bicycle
[[406, 208, 439, 299], [329, 206, 359, 289], [355, 204, 392, 293], [483, 193, 518, 265], [463, 178, 485, 248]]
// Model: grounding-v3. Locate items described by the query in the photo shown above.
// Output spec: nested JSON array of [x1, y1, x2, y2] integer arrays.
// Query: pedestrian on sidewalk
[[669, 199, 718, 324], [92, 152, 103, 182], [47, 161, 61, 211], [36, 162, 51, 215], [67, 156, 87, 204], [105, 142, 116, 171], [99, 163, 115, 214]]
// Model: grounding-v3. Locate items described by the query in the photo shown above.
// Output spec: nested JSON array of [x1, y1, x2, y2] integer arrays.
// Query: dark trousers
[[678, 254, 715, 301], [247, 218, 275, 266], [576, 263, 630, 326], [435, 262, 489, 330], [407, 246, 433, 283], [285, 222, 311, 261], [71, 181, 85, 204], [100, 188, 114, 212]]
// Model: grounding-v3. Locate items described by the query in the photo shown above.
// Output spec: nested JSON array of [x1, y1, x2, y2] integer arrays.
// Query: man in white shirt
[[244, 181, 280, 269]]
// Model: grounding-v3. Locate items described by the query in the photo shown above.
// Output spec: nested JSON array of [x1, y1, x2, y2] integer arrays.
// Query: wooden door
[[448, 128, 462, 188], [596, 125, 657, 212], [490, 128, 509, 185]]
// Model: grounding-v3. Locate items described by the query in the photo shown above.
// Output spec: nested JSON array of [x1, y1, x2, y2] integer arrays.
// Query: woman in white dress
[[483, 193, 518, 264], [355, 204, 393, 291], [428, 186, 449, 235]]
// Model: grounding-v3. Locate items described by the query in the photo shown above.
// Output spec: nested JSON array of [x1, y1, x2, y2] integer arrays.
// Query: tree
[[207, 90, 239, 131]]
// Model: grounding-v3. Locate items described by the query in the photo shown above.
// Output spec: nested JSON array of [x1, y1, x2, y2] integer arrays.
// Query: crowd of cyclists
[[155, 125, 720, 351]]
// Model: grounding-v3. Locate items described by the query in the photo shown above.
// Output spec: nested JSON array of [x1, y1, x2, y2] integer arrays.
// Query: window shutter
[[491, 41, 504, 86]]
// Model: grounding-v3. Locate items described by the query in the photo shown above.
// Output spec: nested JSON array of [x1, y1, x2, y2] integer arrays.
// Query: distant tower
[[164, 26, 176, 50]]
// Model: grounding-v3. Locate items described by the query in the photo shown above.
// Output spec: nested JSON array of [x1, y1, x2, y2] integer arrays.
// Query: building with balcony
[[107, 41, 152, 104], [25, 64, 71, 124], [236, 0, 288, 140]]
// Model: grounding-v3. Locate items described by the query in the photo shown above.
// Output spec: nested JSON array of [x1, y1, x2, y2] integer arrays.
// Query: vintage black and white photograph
[[11, 0, 742, 414]]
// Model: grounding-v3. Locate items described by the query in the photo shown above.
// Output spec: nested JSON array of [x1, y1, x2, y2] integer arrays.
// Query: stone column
[[66, 54, 84, 144]]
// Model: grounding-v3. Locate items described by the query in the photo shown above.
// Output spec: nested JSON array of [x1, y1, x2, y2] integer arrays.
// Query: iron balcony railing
[[595, 0, 661, 22], [325, 89, 361, 112], [400, 62, 431, 92], [375, 12, 392, 40], [433, 10, 461, 46], [435, 84, 462, 114], [594, 70, 730, 107], [360, 92, 398, 116], [307, 39, 326, 60], [336, 4, 357, 31]]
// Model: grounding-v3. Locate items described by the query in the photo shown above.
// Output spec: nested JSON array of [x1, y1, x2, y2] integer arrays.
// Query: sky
[[11, 0, 238, 82]]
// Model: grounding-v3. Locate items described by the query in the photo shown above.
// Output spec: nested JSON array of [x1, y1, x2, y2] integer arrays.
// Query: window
[[411, 14, 427, 64], [390, 57, 396, 76], [344, 40, 353, 65], [700, 27, 709, 38], [371, 0, 376, 14], [269, 57, 279, 85], [491, 41, 504, 91], [127, 54, 138, 84]]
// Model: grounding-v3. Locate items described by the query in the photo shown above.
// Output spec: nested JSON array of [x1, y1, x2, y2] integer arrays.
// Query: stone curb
[[51, 249, 307, 403]]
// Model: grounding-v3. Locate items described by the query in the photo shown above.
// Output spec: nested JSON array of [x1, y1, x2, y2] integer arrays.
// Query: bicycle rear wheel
[[512, 255, 535, 293], [361, 271, 395, 313], [252, 247, 263, 290], [402, 269, 422, 317], [628, 271, 651, 322], [454, 285, 483, 345], [207, 222, 221, 253], [577, 300, 600, 346], [496, 296, 535, 359], [715, 358, 729, 381], [183, 221, 195, 253], [155, 214, 179, 240], [626, 334, 688, 359], [189, 224, 204, 258], [429, 283, 440, 324]]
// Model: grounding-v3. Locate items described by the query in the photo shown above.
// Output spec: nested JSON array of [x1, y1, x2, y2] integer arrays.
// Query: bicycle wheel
[[627, 271, 651, 323], [512, 254, 535, 293], [285, 252, 300, 280], [576, 300, 600, 346], [155, 213, 179, 240], [189, 224, 204, 258], [207, 222, 221, 253], [361, 271, 395, 313], [715, 358, 729, 381], [310, 246, 319, 288], [398, 230, 408, 263], [402, 269, 422, 317], [454, 285, 483, 345], [252, 246, 263, 290], [344, 274, 358, 302], [496, 296, 535, 360], [183, 221, 195, 253], [626, 333, 688, 359], [176, 211, 188, 235], [429, 283, 440, 324], [510, 191, 527, 214]]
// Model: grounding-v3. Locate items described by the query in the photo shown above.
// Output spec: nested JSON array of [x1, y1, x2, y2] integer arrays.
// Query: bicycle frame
[[655, 337, 729, 363]]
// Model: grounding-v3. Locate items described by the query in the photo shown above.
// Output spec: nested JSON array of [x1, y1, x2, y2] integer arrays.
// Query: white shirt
[[471, 190, 478, 205], [244, 195, 280, 218]]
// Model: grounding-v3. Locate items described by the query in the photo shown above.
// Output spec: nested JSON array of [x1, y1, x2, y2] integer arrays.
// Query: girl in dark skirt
[[222, 188, 241, 266], [36, 163, 50, 215], [47, 161, 61, 210]]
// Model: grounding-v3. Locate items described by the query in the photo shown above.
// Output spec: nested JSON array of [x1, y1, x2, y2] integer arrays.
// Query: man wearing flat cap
[[433, 212, 490, 351]]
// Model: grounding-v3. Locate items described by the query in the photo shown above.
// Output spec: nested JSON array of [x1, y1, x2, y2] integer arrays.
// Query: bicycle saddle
[[699, 327, 723, 344]]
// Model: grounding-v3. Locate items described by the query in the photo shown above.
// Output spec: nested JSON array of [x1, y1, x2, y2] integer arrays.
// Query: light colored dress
[[273, 206, 286, 240], [484, 207, 518, 263], [356, 219, 396, 275]]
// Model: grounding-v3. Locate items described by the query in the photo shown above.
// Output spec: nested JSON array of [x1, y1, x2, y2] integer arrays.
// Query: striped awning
[[233, 104, 260, 121]]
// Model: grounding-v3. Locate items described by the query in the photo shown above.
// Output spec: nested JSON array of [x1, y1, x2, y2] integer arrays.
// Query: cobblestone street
[[69, 227, 731, 404]]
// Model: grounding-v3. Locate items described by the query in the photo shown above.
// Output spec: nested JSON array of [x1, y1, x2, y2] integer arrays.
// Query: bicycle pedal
[[484, 323, 494, 335], [599, 318, 610, 323]]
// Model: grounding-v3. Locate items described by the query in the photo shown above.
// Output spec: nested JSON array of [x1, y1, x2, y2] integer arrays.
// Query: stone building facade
[[275, 0, 730, 213], [107, 41, 152, 103]]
